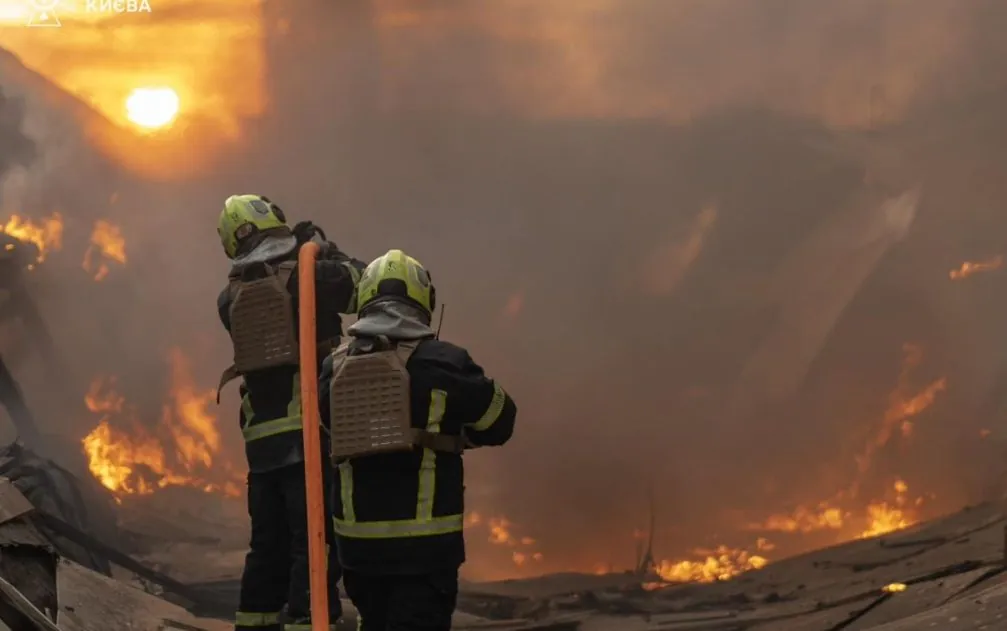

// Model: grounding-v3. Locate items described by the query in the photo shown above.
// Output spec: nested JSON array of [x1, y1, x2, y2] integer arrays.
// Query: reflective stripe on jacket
[[320, 337, 517, 573]]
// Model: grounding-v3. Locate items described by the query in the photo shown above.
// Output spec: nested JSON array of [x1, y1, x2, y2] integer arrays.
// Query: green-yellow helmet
[[216, 194, 288, 259], [357, 249, 436, 315]]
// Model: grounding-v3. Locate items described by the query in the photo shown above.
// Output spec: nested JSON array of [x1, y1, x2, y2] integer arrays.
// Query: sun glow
[[125, 87, 180, 130]]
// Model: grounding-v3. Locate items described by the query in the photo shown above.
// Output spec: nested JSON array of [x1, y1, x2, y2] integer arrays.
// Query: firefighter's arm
[[314, 256, 367, 315], [454, 352, 516, 447]]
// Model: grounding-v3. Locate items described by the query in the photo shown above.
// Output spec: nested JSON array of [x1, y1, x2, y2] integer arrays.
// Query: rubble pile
[[0, 445, 232, 630], [70, 484, 1005, 631]]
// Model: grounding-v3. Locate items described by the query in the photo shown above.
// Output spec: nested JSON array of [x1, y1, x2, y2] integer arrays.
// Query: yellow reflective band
[[242, 415, 302, 441], [339, 461, 355, 522], [288, 372, 302, 416], [241, 395, 255, 425], [235, 610, 282, 626], [333, 389, 458, 540], [417, 389, 446, 521], [469, 383, 506, 431], [342, 261, 362, 285], [333, 513, 464, 539], [241, 375, 303, 442], [343, 262, 362, 313]]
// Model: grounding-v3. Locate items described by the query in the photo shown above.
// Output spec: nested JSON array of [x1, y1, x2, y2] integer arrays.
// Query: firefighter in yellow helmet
[[216, 194, 366, 631], [319, 250, 517, 630]]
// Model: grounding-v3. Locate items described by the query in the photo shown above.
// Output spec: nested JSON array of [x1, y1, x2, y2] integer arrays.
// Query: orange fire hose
[[297, 241, 330, 629]]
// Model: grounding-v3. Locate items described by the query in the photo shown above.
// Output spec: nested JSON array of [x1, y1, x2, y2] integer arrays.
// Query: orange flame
[[81, 348, 241, 501], [466, 511, 544, 567], [859, 479, 917, 539], [949, 255, 1003, 280], [654, 545, 769, 583], [82, 219, 127, 282], [747, 504, 845, 534], [745, 345, 936, 553], [2, 213, 64, 264], [665, 478, 918, 586], [857, 344, 946, 473]]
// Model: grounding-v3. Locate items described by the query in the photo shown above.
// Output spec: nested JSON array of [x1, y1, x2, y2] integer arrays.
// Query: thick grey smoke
[[238, 0, 1007, 577], [4, 0, 1007, 579]]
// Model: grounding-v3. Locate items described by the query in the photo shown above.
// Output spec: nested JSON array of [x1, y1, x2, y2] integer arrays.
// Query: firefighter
[[319, 249, 517, 630], [216, 194, 365, 631]]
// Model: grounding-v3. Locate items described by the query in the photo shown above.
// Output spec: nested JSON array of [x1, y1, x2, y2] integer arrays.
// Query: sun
[[124, 87, 180, 130]]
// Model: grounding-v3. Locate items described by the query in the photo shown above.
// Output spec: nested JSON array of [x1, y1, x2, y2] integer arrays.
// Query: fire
[[949, 255, 1003, 280], [125, 87, 180, 130], [859, 479, 917, 539], [466, 512, 544, 567], [1, 0, 266, 177], [654, 545, 769, 583], [857, 344, 947, 473], [0, 214, 128, 280], [747, 478, 920, 542], [749, 504, 845, 534], [81, 348, 241, 501], [664, 478, 917, 586], [2, 213, 64, 264], [742, 344, 938, 562], [82, 219, 127, 281]]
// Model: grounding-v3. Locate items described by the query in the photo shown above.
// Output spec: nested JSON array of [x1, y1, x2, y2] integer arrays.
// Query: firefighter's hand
[[292, 221, 318, 244]]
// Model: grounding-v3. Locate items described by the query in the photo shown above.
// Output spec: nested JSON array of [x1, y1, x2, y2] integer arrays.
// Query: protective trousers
[[236, 463, 342, 631], [343, 568, 459, 631]]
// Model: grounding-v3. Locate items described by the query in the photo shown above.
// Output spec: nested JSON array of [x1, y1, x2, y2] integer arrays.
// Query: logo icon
[[27, 0, 60, 26]]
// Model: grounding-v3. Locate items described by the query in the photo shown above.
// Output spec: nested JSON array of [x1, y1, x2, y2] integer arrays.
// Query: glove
[[292, 221, 319, 244]]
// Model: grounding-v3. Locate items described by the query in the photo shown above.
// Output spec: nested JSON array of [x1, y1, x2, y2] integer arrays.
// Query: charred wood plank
[[0, 573, 59, 631], [32, 512, 229, 615]]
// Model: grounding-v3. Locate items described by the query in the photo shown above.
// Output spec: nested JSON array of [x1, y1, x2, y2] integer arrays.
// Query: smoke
[[4, 0, 1007, 579], [0, 85, 35, 204]]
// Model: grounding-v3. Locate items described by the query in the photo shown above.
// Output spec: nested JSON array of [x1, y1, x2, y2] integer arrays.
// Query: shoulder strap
[[394, 340, 421, 367], [226, 277, 241, 303], [275, 260, 297, 289], [332, 342, 351, 360], [329, 342, 351, 377]]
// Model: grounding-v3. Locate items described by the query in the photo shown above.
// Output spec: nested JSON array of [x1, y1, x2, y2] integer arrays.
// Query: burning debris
[[82, 348, 242, 501], [0, 211, 127, 280]]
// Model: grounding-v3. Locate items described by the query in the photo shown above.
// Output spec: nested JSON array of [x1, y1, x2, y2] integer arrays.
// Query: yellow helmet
[[216, 194, 288, 259], [357, 249, 436, 315]]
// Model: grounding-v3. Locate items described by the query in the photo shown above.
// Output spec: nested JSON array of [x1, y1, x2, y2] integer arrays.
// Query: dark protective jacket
[[319, 335, 517, 574], [218, 242, 366, 473]]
